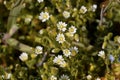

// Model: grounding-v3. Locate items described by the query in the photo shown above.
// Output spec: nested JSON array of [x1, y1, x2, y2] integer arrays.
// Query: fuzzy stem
[[6, 38, 34, 53], [72, 41, 85, 48], [7, 0, 24, 31]]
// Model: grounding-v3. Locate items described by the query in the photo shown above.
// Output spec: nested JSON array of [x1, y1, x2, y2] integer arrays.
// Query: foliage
[[0, 0, 120, 79]]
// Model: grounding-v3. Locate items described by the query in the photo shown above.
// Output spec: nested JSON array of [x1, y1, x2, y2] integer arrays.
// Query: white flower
[[19, 52, 28, 61], [50, 75, 57, 80], [69, 46, 79, 56], [91, 4, 97, 12], [53, 55, 67, 67], [37, 0, 44, 3], [86, 75, 92, 80], [80, 6, 87, 14], [63, 49, 71, 57], [57, 21, 67, 32], [98, 50, 105, 58], [59, 61, 67, 67], [53, 55, 64, 64], [59, 74, 70, 80], [56, 33, 65, 43], [35, 46, 43, 54], [95, 77, 101, 80], [70, 46, 79, 53], [63, 11, 70, 19], [39, 12, 50, 22], [68, 26, 77, 34], [74, 46, 78, 52]]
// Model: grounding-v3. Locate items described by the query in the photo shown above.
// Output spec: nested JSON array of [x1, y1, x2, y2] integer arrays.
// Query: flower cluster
[[7, 0, 119, 79], [56, 22, 77, 43]]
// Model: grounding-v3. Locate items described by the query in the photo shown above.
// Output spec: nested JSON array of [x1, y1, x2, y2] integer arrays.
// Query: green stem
[[105, 57, 110, 79], [7, 0, 24, 31], [72, 41, 85, 48]]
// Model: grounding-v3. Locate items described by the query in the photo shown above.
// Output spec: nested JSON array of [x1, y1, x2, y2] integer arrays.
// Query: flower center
[[64, 50, 69, 54], [59, 36, 64, 41], [69, 28, 74, 32], [43, 14, 48, 19], [60, 25, 64, 29]]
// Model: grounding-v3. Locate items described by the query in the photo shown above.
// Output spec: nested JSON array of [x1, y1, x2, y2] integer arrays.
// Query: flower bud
[[52, 48, 60, 53]]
